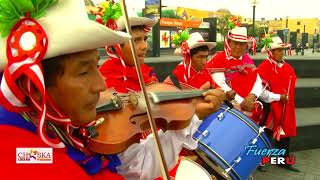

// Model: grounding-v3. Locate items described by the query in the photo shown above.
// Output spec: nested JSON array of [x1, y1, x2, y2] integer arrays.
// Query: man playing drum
[[205, 18, 264, 121]]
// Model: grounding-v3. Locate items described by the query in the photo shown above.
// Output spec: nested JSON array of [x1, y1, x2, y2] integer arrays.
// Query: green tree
[[216, 9, 232, 40], [247, 24, 262, 37], [161, 9, 179, 19]]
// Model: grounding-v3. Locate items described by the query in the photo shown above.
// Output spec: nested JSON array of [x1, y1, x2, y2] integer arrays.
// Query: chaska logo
[[16, 148, 53, 164]]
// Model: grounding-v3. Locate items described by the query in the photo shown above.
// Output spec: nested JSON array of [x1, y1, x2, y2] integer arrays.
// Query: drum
[[175, 157, 212, 180], [193, 105, 272, 180]]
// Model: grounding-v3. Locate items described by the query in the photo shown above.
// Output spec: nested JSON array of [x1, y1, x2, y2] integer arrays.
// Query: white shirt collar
[[228, 55, 243, 60], [268, 58, 285, 68]]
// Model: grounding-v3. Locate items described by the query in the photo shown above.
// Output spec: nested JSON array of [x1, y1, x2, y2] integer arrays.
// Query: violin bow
[[119, 1, 170, 179]]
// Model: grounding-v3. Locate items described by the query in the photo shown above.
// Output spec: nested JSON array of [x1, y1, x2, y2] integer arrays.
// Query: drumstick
[[119, 1, 170, 179], [274, 76, 292, 141]]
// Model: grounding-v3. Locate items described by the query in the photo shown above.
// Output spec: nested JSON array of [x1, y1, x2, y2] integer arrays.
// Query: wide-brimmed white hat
[[116, 7, 158, 31], [0, 0, 131, 70], [261, 36, 291, 53], [227, 26, 251, 42], [174, 32, 216, 56]]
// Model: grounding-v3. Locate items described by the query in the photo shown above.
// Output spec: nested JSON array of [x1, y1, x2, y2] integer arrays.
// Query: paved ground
[[296, 107, 320, 127], [296, 78, 320, 88]]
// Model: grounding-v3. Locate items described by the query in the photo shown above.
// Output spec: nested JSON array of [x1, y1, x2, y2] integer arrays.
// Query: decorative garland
[[0, 0, 57, 37]]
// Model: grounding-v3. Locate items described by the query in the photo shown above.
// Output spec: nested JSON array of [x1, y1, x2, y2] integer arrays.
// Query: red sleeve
[[205, 52, 227, 73], [0, 125, 124, 179], [257, 60, 271, 83], [172, 64, 187, 83], [99, 59, 128, 93]]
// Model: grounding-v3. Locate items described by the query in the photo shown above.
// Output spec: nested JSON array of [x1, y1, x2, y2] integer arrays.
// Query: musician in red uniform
[[0, 0, 225, 179], [258, 36, 300, 172], [98, 12, 158, 93], [164, 32, 218, 89], [205, 25, 263, 122]]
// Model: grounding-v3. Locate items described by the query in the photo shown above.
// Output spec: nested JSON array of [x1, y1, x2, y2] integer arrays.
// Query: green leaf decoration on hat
[[0, 0, 58, 37], [172, 28, 191, 47], [261, 33, 276, 49], [227, 16, 241, 30], [99, 0, 122, 25]]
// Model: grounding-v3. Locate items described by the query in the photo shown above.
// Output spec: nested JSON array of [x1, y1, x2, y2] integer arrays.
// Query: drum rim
[[197, 140, 241, 180], [178, 157, 213, 180]]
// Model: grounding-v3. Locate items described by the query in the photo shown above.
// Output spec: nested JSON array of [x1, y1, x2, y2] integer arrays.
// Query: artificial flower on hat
[[0, 0, 130, 149], [171, 28, 193, 82], [224, 16, 257, 58], [88, 0, 122, 30], [261, 33, 292, 59], [261, 35, 292, 53], [174, 32, 216, 56]]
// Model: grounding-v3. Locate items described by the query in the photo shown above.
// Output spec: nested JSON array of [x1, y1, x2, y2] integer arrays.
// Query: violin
[[88, 83, 206, 155]]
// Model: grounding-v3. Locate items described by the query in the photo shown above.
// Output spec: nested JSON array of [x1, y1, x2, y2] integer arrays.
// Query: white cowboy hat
[[227, 26, 251, 42], [174, 32, 216, 56], [0, 0, 131, 70], [116, 7, 158, 31], [261, 36, 291, 53]]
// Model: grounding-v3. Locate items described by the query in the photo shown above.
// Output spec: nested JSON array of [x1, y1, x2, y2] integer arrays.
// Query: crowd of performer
[[0, 0, 300, 179]]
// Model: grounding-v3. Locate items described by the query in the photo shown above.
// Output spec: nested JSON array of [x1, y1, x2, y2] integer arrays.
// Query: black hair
[[120, 25, 147, 47], [121, 25, 147, 33], [190, 45, 209, 57], [41, 55, 66, 87]]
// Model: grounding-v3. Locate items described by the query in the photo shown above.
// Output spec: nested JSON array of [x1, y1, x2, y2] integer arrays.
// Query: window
[[297, 29, 300, 33], [297, 21, 301, 25]]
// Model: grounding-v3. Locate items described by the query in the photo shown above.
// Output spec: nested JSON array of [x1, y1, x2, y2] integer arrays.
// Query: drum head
[[175, 157, 212, 180]]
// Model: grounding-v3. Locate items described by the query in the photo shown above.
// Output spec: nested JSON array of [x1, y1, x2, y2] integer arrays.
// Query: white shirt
[[211, 72, 263, 103], [116, 115, 202, 180]]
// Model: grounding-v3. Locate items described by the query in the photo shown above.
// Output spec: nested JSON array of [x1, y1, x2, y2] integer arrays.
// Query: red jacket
[[170, 63, 218, 89], [257, 59, 297, 137], [205, 52, 257, 97], [99, 58, 157, 93]]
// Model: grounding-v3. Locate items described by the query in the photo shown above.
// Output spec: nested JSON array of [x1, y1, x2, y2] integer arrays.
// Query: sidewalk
[[252, 148, 320, 180]]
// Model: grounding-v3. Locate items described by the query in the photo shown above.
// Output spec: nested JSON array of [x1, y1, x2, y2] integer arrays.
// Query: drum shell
[[193, 105, 272, 180]]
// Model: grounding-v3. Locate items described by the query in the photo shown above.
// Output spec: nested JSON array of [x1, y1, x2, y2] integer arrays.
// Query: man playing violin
[[97, 3, 226, 179], [164, 32, 218, 89], [0, 0, 225, 179]]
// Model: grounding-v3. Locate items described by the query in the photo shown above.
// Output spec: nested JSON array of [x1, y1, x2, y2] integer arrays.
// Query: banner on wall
[[144, 0, 160, 19], [160, 30, 171, 48], [160, 18, 209, 29]]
